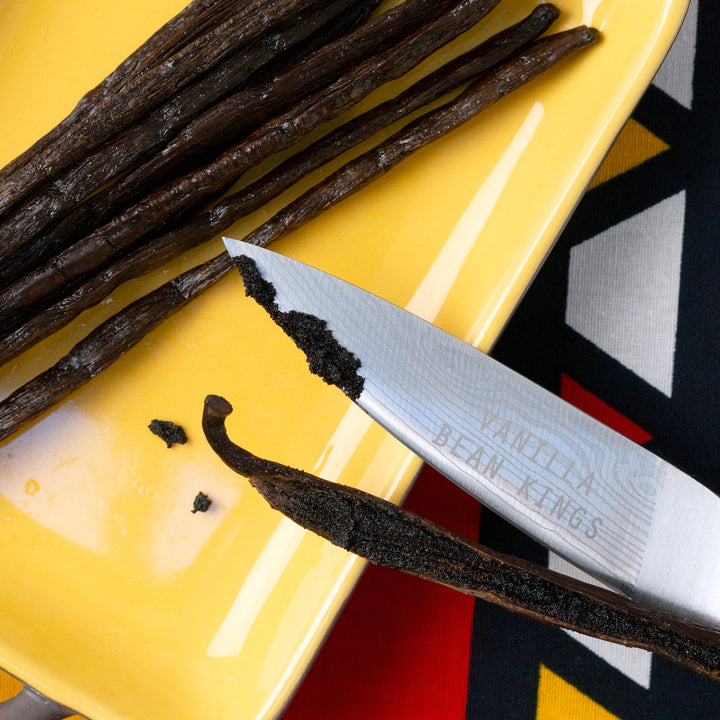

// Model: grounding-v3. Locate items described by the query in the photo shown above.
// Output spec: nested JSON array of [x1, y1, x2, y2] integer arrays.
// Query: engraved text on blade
[[431, 400, 656, 578]]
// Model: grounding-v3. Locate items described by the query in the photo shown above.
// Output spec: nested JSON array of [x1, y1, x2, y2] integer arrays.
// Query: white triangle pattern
[[652, 0, 698, 109], [565, 191, 685, 396], [548, 553, 653, 689]]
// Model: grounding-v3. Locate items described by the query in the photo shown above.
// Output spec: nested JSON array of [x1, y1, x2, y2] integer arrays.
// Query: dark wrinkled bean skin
[[202, 394, 720, 684]]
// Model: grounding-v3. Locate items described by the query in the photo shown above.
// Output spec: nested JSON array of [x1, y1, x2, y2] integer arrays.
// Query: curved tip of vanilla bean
[[204, 393, 234, 420], [581, 25, 601, 43], [202, 393, 293, 479], [535, 3, 560, 22]]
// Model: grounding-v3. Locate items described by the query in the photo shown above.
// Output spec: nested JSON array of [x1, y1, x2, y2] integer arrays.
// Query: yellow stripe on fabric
[[0, 670, 21, 702], [537, 665, 620, 719], [0, 670, 84, 718], [590, 118, 670, 189]]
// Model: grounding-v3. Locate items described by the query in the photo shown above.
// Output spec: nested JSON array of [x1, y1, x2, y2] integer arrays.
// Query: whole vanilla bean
[[104, 0, 463, 208], [0, 0, 449, 262], [0, 0, 502, 327], [0, 0, 377, 279], [0, 0, 247, 188], [69, 0, 460, 231], [0, 5, 561, 365], [0, 25, 597, 439], [200, 393, 720, 683], [0, 0, 324, 217], [221, 25, 599, 250], [0, 254, 233, 442]]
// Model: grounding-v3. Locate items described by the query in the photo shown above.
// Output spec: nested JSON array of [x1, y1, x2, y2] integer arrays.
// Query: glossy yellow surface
[[0, 1, 688, 718]]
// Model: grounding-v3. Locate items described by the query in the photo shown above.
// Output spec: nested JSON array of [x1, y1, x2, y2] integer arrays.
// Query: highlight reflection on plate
[[0, 1, 689, 718]]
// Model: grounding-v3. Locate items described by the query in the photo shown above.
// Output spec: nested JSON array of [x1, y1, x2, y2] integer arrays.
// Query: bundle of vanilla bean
[[0, 0, 598, 441]]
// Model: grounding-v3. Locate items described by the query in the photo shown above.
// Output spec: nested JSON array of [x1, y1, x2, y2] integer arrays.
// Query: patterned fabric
[[284, 1, 720, 717]]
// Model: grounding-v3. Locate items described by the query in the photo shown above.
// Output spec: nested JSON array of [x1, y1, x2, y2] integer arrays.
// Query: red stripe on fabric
[[282, 465, 480, 720], [560, 374, 652, 445]]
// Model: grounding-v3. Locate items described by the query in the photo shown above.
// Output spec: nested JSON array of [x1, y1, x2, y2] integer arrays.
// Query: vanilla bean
[[0, 0, 375, 278], [0, 0, 324, 218], [224, 26, 599, 250], [0, 0, 246, 189], [200, 393, 720, 682], [0, 0, 246, 196], [0, 0, 459, 282], [104, 0, 464, 209], [0, 0, 501, 327], [0, 26, 596, 441], [137, 1, 257, 69], [0, 6, 561, 365], [0, 254, 233, 443]]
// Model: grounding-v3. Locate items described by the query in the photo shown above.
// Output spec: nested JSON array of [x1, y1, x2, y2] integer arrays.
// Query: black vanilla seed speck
[[192, 491, 213, 513], [148, 419, 188, 448]]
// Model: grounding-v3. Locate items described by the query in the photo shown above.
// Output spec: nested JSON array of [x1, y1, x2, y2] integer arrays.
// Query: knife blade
[[223, 237, 720, 629]]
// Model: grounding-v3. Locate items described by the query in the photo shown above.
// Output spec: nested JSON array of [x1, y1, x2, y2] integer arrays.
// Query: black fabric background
[[466, 2, 720, 715]]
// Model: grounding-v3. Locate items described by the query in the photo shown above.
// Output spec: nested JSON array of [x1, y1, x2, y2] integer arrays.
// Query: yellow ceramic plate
[[0, 1, 688, 718]]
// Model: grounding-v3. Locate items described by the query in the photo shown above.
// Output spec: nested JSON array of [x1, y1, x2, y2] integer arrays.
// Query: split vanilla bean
[[0, 5, 561, 365], [0, 0, 325, 217], [0, 25, 597, 441], [200, 393, 720, 682], [0, 0, 502, 328], [0, 0, 378, 279]]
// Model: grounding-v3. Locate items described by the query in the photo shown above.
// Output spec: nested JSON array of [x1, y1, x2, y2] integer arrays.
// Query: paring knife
[[223, 237, 720, 629]]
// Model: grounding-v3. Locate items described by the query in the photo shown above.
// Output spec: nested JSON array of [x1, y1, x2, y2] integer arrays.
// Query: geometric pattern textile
[[467, 1, 720, 715], [468, 0, 720, 715], [537, 665, 621, 720]]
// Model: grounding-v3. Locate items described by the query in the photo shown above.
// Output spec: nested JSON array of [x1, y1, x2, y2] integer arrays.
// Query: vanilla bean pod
[[0, 5, 561, 365], [0, 0, 379, 287], [0, 0, 502, 327], [0, 0, 325, 218], [139, 1, 257, 68], [2, 0, 458, 280], [0, 0, 246, 196], [223, 25, 599, 250], [104, 0, 465, 209], [0, 0, 247, 189], [200, 393, 720, 682], [0, 255, 234, 443], [0, 26, 596, 440]]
